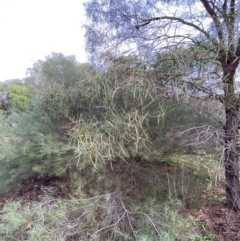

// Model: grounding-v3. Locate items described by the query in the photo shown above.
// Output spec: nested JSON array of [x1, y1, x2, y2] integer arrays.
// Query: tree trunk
[[223, 68, 240, 210], [224, 103, 240, 210]]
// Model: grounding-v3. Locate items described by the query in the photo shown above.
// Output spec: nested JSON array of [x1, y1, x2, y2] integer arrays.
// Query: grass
[[0, 153, 216, 241]]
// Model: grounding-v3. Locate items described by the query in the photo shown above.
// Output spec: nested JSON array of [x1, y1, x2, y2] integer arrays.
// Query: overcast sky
[[0, 0, 87, 81]]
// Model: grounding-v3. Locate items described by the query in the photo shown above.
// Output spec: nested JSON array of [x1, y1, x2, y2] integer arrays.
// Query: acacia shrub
[[36, 54, 220, 169]]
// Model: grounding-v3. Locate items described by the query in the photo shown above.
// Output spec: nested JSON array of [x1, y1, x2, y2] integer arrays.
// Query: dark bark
[[223, 70, 240, 211], [224, 103, 240, 210]]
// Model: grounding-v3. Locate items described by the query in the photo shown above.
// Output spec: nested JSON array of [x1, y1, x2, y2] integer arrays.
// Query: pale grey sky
[[0, 0, 87, 81]]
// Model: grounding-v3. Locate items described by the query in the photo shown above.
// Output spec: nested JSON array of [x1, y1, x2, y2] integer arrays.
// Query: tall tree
[[84, 0, 240, 210]]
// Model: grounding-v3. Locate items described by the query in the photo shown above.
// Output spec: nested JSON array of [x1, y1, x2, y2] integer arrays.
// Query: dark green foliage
[[0, 110, 75, 194]]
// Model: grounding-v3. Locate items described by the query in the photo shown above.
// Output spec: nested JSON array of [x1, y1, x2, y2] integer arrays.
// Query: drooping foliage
[[0, 52, 219, 195], [0, 51, 222, 239], [84, 0, 240, 211], [31, 52, 219, 168]]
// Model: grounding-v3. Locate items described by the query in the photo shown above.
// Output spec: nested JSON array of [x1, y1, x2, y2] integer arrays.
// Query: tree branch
[[200, 0, 225, 46], [222, 0, 227, 14], [230, 0, 235, 17], [181, 79, 224, 103], [135, 16, 219, 47], [227, 0, 236, 52], [235, 37, 240, 57]]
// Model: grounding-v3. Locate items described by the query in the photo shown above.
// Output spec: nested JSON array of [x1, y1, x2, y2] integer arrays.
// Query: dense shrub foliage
[[0, 53, 221, 240], [8, 84, 34, 111]]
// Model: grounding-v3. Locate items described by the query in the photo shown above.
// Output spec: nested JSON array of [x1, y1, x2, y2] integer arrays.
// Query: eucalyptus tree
[[84, 0, 240, 210]]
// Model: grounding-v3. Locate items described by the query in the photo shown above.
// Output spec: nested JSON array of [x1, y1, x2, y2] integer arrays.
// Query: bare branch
[[169, 124, 222, 147], [136, 16, 219, 47], [200, 0, 225, 46], [235, 37, 240, 57], [226, 0, 236, 52], [222, 0, 227, 14], [178, 79, 224, 103]]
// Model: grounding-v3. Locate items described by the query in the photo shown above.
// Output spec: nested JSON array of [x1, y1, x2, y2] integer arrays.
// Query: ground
[[1, 163, 240, 241], [0, 176, 70, 209], [197, 201, 240, 240], [196, 183, 240, 241]]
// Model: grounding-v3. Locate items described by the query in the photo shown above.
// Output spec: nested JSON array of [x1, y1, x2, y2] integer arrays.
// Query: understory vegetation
[[0, 53, 224, 240]]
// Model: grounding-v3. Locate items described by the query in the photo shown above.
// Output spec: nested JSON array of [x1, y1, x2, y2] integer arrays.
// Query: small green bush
[[0, 110, 75, 194], [8, 84, 34, 112]]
